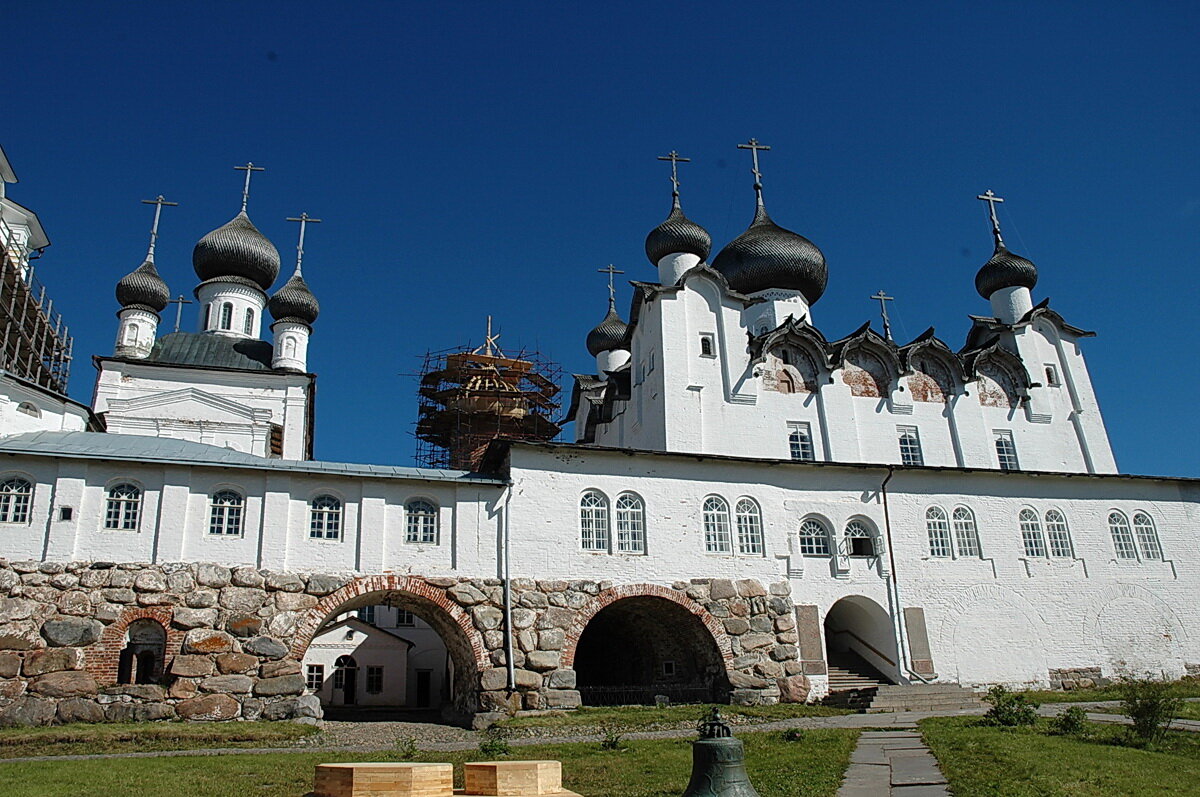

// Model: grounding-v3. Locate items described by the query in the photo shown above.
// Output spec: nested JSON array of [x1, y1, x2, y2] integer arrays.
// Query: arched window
[[15, 402, 39, 418], [579, 491, 608, 551], [798, 517, 831, 556], [845, 519, 876, 557], [1019, 509, 1046, 557], [117, 619, 166, 685], [735, 498, 763, 555], [243, 308, 255, 335], [614, 493, 645, 554], [310, 495, 342, 540], [203, 303, 212, 330], [333, 655, 357, 691], [699, 335, 714, 357], [1044, 509, 1073, 558], [1109, 511, 1137, 559], [104, 483, 142, 531], [926, 507, 951, 557], [208, 490, 244, 536], [950, 507, 981, 558], [219, 302, 233, 330], [0, 478, 32, 524], [702, 496, 732, 553], [1132, 512, 1163, 561], [405, 499, 438, 544]]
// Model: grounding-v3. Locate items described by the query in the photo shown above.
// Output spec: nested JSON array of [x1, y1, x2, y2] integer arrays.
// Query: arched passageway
[[824, 596, 900, 686], [117, 618, 167, 685], [572, 595, 729, 706]]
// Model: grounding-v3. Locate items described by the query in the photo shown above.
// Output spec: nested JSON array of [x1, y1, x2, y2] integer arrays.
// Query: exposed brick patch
[[86, 606, 181, 686]]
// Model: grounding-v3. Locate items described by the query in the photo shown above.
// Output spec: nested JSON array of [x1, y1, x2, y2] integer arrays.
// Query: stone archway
[[824, 595, 901, 685]]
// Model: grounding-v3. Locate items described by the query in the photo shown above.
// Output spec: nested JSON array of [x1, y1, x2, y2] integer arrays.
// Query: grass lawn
[[921, 716, 1200, 796], [0, 729, 858, 797], [0, 721, 319, 759], [1021, 679, 1200, 704], [498, 702, 850, 731], [1174, 703, 1200, 721]]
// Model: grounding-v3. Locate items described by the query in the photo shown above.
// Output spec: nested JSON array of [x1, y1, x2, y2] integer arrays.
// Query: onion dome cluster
[[645, 196, 712, 265], [586, 300, 629, 356], [268, 271, 320, 326], [712, 204, 828, 304], [192, 211, 281, 290], [115, 259, 171, 313], [974, 244, 1038, 299]]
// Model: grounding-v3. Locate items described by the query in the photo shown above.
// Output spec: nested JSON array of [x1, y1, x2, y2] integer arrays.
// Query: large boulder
[[242, 636, 287, 660], [194, 564, 231, 589], [172, 607, 218, 630], [200, 675, 253, 694], [777, 674, 811, 703], [253, 674, 305, 696], [176, 694, 240, 721], [182, 629, 238, 655], [41, 618, 102, 647], [216, 652, 258, 674], [57, 698, 105, 724], [29, 670, 97, 698], [0, 696, 56, 726], [23, 647, 84, 676], [170, 655, 215, 678], [0, 621, 44, 650]]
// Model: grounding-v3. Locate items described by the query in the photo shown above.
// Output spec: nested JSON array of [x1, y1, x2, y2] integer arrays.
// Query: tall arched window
[[310, 495, 342, 540], [614, 493, 646, 554], [104, 483, 142, 530], [844, 519, 876, 557], [926, 507, 951, 557], [951, 507, 981, 557], [798, 517, 831, 556], [208, 490, 244, 536], [735, 498, 763, 555], [203, 303, 212, 330], [0, 478, 32, 524], [1044, 509, 1073, 558], [579, 491, 609, 551], [219, 302, 233, 330], [702, 496, 732, 553], [405, 499, 438, 544], [1019, 509, 1047, 557], [1132, 512, 1163, 561], [243, 308, 255, 335], [1109, 511, 1137, 559]]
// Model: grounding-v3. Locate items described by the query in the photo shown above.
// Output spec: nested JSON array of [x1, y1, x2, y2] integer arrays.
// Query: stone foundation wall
[[1047, 667, 1110, 690]]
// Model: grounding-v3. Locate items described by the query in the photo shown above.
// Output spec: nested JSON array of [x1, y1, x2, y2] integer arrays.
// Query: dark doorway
[[334, 655, 358, 705], [117, 619, 166, 685], [416, 670, 432, 707]]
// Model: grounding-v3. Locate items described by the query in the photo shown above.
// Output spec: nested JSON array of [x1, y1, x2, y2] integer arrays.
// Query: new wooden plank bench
[[312, 760, 581, 797]]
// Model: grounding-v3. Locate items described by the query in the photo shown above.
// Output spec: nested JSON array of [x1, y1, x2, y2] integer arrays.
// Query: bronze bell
[[680, 708, 762, 797]]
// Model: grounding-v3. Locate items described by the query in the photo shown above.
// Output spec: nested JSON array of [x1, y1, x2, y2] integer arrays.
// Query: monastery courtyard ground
[[2, 692, 1200, 797]]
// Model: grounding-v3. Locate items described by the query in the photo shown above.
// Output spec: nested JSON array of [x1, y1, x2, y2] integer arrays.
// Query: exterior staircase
[[824, 651, 985, 713]]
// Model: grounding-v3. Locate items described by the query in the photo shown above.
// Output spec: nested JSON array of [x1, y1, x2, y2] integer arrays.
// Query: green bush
[[981, 685, 1040, 727], [598, 721, 627, 751], [478, 726, 511, 757], [1118, 675, 1182, 745], [781, 728, 806, 742], [1049, 706, 1087, 735]]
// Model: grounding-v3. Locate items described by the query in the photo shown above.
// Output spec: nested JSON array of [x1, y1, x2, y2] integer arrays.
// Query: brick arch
[[86, 606, 181, 685], [561, 583, 734, 669]]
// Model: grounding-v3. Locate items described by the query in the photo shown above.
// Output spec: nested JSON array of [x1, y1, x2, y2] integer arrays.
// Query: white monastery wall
[[0, 376, 90, 437]]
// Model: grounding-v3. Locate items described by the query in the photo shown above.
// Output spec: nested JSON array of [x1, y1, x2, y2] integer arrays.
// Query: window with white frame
[[699, 333, 716, 358], [366, 666, 383, 694], [243, 309, 254, 336], [926, 507, 952, 557], [1109, 511, 1138, 559], [395, 609, 416, 627], [798, 518, 831, 556], [580, 491, 610, 551], [219, 302, 233, 331], [1132, 512, 1163, 561], [844, 520, 876, 557], [208, 490, 244, 536], [104, 483, 142, 531], [309, 495, 342, 540], [1019, 509, 1047, 557], [950, 507, 981, 558], [0, 478, 32, 524], [702, 496, 732, 553], [356, 606, 375, 625], [614, 493, 646, 554], [1044, 364, 1060, 386], [405, 499, 438, 544], [995, 430, 1019, 471], [735, 498, 764, 555], [898, 426, 923, 466], [1044, 509, 1073, 558], [788, 422, 815, 462], [306, 664, 324, 691]]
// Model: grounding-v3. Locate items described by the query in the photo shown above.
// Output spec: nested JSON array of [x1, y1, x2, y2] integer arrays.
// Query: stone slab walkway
[[837, 728, 950, 797]]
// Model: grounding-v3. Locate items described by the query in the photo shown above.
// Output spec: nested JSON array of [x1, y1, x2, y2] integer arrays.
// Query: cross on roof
[[166, 294, 192, 334], [286, 212, 322, 276], [737, 138, 771, 201], [656, 150, 690, 197], [871, 290, 895, 341], [977, 189, 1005, 247], [139, 194, 178, 261], [598, 263, 624, 303], [234, 162, 265, 212]]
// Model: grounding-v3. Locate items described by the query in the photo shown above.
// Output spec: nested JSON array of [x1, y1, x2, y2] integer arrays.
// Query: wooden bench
[[460, 761, 581, 797], [313, 762, 454, 797]]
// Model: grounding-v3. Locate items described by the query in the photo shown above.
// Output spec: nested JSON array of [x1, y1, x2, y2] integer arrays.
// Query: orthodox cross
[[977, 189, 1005, 247], [476, 315, 502, 357], [139, 194, 178, 261], [871, 290, 895, 341], [234, 162, 265, 212], [656, 150, 690, 197], [166, 295, 192, 333], [598, 263, 624, 304], [737, 138, 771, 199], [286, 212, 321, 276]]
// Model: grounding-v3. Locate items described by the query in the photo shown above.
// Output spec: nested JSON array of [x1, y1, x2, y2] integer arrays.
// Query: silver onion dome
[[712, 204, 828, 303], [586, 300, 629, 356], [192, 211, 281, 290], [116, 259, 170, 313], [645, 196, 712, 265], [268, 272, 320, 325], [975, 244, 1038, 299]]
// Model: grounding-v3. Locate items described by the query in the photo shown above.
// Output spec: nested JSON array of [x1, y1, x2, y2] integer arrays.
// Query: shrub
[[478, 726, 511, 757], [1049, 706, 1087, 736], [598, 721, 626, 751], [781, 728, 806, 742], [394, 735, 419, 759], [981, 685, 1040, 727], [1118, 675, 1182, 745]]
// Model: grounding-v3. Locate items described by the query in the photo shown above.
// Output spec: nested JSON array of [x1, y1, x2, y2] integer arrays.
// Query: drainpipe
[[501, 483, 516, 691], [879, 466, 915, 682]]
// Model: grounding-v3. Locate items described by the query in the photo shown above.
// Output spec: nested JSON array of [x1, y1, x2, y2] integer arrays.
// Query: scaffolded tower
[[415, 319, 561, 471], [0, 214, 72, 395]]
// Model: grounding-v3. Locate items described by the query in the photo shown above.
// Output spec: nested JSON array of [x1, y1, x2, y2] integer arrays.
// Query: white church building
[[0, 142, 1195, 726]]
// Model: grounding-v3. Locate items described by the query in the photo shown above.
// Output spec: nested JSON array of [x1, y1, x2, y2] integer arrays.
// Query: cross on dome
[[139, 195, 178, 261], [871, 290, 895, 341], [597, 263, 624, 304], [977, 189, 1006, 248], [286, 212, 321, 276], [656, 151, 690, 198], [234, 162, 265, 212], [737, 138, 771, 204]]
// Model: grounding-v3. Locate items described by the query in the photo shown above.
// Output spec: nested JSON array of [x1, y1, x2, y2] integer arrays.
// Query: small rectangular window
[[898, 426, 923, 466], [662, 661, 676, 677], [1043, 364, 1060, 386], [306, 664, 324, 691], [647, 351, 655, 373], [366, 666, 383, 694], [995, 430, 1019, 471], [58, 507, 74, 521], [699, 333, 716, 358], [356, 606, 376, 625], [788, 422, 815, 462], [395, 609, 416, 627]]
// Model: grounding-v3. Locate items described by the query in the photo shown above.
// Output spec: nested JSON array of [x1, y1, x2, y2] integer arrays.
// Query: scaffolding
[[414, 320, 561, 471], [0, 216, 72, 395]]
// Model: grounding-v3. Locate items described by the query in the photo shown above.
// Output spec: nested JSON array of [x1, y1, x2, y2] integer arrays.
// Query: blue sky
[[5, 2, 1198, 476]]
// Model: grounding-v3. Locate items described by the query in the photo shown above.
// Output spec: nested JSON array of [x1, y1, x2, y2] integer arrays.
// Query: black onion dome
[[585, 300, 629, 356], [975, 244, 1038, 299], [192, 211, 281, 290], [645, 196, 712, 265], [712, 204, 827, 303], [268, 272, 320, 325], [116, 259, 170, 313]]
